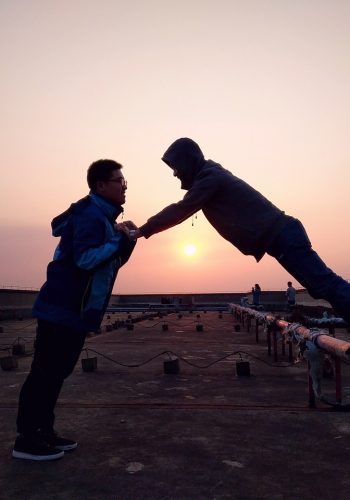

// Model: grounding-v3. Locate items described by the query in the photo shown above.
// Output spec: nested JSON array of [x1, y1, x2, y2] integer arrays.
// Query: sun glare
[[183, 244, 197, 257]]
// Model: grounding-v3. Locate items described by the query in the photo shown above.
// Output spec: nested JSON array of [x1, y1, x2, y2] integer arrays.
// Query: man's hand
[[115, 221, 141, 240], [115, 220, 138, 231], [128, 228, 142, 240]]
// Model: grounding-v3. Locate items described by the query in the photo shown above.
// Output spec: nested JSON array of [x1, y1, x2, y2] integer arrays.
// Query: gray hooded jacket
[[140, 138, 292, 262]]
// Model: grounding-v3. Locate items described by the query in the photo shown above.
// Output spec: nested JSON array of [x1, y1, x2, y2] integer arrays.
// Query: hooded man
[[13, 159, 137, 461], [132, 137, 350, 325]]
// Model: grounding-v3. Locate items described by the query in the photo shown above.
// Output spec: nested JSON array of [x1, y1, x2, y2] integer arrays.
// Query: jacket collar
[[90, 192, 124, 221]]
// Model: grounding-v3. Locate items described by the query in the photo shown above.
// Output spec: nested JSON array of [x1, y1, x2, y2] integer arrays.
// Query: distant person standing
[[286, 281, 296, 307], [252, 284, 261, 306], [131, 137, 350, 325], [13, 159, 137, 461]]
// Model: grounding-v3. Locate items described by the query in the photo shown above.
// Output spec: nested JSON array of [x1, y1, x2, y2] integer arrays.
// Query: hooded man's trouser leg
[[268, 219, 350, 324]]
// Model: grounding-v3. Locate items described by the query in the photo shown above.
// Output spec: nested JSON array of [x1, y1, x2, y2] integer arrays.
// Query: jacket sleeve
[[140, 170, 220, 238], [72, 212, 136, 271]]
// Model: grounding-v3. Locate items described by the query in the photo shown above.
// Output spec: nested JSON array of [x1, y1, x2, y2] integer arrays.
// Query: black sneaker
[[12, 434, 64, 461], [38, 430, 78, 451]]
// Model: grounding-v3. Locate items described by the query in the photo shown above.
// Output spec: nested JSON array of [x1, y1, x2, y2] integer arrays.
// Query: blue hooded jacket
[[32, 193, 136, 332]]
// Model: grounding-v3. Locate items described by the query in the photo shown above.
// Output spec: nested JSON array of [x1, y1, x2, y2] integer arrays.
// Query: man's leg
[[13, 320, 86, 460], [268, 219, 350, 324], [17, 320, 86, 434]]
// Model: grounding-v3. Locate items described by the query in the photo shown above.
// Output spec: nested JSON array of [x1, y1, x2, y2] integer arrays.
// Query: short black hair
[[87, 159, 123, 191]]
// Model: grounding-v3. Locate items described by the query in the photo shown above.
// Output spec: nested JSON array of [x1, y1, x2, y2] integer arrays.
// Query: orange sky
[[1, 1, 350, 294]]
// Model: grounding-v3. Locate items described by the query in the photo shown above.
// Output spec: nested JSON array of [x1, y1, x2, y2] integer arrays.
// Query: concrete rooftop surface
[[1, 309, 350, 500]]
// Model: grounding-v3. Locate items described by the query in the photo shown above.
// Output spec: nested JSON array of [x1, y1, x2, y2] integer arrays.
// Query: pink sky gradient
[[1, 1, 349, 294]]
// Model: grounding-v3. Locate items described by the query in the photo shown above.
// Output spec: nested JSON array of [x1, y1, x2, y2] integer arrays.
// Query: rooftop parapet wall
[[0, 289, 328, 308], [0, 288, 331, 319], [247, 290, 331, 308], [0, 289, 38, 307], [114, 292, 249, 305], [0, 290, 38, 320]]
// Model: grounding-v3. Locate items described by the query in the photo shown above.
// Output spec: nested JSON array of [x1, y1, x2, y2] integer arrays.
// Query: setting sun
[[183, 244, 197, 257]]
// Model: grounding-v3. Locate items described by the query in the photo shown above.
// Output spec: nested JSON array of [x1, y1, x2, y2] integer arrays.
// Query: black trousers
[[16, 319, 87, 435]]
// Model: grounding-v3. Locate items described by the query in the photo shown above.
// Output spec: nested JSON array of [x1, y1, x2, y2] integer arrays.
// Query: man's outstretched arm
[[133, 170, 220, 239]]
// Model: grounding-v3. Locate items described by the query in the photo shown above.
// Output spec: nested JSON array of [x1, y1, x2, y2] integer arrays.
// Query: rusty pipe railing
[[265, 314, 350, 362], [230, 304, 350, 364], [231, 304, 350, 407]]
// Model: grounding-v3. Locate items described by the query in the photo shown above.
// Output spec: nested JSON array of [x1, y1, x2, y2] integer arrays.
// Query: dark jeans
[[267, 219, 350, 324], [16, 320, 87, 435]]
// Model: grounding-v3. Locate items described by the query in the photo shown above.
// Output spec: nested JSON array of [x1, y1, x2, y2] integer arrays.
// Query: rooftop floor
[[1, 311, 350, 499]]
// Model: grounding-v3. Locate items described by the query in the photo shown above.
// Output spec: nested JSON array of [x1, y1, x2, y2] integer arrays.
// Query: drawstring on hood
[[162, 138, 205, 190], [191, 213, 198, 226]]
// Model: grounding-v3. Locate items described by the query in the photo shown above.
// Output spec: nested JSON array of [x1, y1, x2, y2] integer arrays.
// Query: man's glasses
[[107, 178, 127, 189]]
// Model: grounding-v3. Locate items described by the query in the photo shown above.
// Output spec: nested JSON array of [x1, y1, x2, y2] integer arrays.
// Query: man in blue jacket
[[133, 137, 350, 325], [13, 159, 136, 461]]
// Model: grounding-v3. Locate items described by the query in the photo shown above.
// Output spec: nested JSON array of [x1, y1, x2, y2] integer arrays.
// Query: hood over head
[[161, 138, 205, 189]]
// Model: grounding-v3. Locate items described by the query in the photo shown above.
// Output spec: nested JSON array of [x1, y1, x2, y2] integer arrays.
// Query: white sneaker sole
[[12, 449, 64, 461]]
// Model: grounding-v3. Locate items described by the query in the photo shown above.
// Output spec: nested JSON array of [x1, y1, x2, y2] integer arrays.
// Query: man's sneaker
[[38, 430, 78, 451], [12, 434, 64, 461]]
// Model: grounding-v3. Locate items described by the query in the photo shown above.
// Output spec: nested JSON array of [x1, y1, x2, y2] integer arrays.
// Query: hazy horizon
[[1, 1, 349, 294]]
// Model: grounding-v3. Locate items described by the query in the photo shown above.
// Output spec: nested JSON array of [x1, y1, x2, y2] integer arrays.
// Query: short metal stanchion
[[247, 316, 251, 332], [273, 328, 278, 362], [267, 325, 272, 356], [307, 361, 316, 408], [82, 356, 97, 372], [328, 325, 335, 337], [335, 357, 342, 404], [287, 340, 293, 363], [281, 337, 286, 357], [266, 324, 279, 361], [164, 357, 180, 374], [236, 361, 250, 376], [255, 319, 259, 343], [12, 342, 26, 356], [1, 355, 18, 371]]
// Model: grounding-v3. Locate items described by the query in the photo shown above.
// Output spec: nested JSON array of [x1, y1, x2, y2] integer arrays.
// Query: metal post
[[247, 316, 251, 332], [335, 357, 342, 404], [307, 361, 316, 408], [267, 325, 272, 357], [273, 327, 278, 362], [255, 319, 259, 343], [287, 340, 293, 363]]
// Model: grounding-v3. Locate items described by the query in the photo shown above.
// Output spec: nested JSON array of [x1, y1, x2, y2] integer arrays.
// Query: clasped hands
[[115, 221, 141, 240]]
